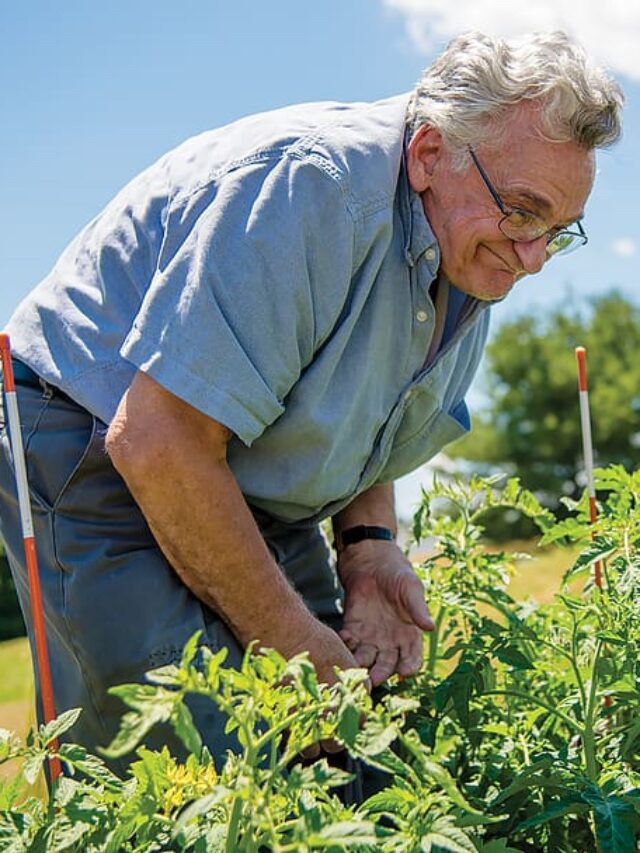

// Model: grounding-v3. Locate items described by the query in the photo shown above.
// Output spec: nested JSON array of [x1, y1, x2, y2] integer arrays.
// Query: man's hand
[[338, 540, 434, 686], [277, 616, 361, 760], [276, 613, 360, 688]]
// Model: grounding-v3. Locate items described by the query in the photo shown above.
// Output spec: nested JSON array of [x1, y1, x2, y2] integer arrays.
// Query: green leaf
[[146, 665, 182, 686], [581, 786, 640, 853], [102, 685, 179, 757], [22, 751, 46, 785], [336, 698, 361, 745], [493, 645, 533, 670], [170, 700, 203, 756], [516, 795, 589, 831], [357, 720, 399, 756], [362, 786, 414, 816], [311, 820, 380, 844], [420, 824, 477, 852], [478, 840, 523, 852], [181, 630, 203, 669], [56, 743, 124, 791], [400, 732, 484, 816], [40, 708, 82, 746], [0, 729, 23, 765], [490, 762, 572, 807], [539, 518, 587, 546]]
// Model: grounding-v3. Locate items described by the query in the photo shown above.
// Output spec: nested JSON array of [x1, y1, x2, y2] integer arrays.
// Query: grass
[[0, 635, 33, 706], [502, 540, 582, 603], [0, 635, 35, 784]]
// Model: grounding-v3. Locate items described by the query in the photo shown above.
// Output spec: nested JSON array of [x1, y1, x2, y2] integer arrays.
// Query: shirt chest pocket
[[375, 388, 470, 484]]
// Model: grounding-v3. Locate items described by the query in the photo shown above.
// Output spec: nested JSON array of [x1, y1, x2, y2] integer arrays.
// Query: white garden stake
[[0, 333, 61, 781], [575, 346, 603, 589]]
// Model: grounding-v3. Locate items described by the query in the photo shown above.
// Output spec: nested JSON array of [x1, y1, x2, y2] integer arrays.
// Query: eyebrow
[[504, 188, 584, 227]]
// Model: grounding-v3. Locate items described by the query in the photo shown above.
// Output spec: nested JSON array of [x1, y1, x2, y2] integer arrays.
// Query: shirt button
[[416, 310, 428, 322], [425, 247, 436, 261]]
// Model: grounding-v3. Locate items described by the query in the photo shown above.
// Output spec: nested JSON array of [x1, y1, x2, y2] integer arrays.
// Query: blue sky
[[2, 1, 638, 330], [3, 1, 638, 518]]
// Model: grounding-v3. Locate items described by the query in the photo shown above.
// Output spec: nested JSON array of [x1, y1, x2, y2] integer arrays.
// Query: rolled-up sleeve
[[121, 154, 355, 445]]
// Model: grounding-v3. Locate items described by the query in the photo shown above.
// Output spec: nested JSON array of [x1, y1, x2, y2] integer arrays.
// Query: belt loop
[[38, 377, 54, 400]]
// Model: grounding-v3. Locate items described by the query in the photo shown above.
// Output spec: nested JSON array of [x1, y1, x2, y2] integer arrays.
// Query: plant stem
[[582, 639, 604, 783], [226, 797, 243, 852], [569, 611, 588, 714], [483, 690, 582, 734], [427, 607, 446, 678]]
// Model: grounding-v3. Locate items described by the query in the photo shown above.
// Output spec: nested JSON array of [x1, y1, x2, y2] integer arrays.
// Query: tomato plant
[[1, 467, 639, 851]]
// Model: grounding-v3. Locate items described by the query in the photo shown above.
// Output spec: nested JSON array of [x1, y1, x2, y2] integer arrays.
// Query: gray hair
[[407, 31, 624, 168]]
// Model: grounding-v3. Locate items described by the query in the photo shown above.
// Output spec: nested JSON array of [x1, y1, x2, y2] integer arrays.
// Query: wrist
[[337, 537, 408, 588], [335, 524, 395, 553]]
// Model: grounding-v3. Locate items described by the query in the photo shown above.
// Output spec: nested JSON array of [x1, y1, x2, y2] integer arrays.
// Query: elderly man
[[0, 31, 622, 774]]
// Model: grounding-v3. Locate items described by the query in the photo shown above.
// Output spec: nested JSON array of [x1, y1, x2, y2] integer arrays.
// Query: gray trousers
[[0, 374, 348, 780]]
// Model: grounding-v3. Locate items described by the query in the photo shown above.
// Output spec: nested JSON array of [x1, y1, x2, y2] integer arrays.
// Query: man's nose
[[512, 236, 548, 274]]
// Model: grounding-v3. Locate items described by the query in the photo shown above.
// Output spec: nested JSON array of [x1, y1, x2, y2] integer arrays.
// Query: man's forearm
[[133, 455, 310, 650], [107, 377, 312, 653]]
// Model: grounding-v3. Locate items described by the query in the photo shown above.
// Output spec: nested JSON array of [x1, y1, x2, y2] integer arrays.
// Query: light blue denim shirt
[[7, 94, 491, 523]]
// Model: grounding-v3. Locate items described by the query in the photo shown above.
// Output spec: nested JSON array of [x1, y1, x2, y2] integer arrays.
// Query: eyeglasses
[[468, 147, 588, 257]]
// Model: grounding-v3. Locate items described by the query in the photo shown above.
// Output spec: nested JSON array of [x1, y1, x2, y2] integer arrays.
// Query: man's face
[[407, 103, 596, 301]]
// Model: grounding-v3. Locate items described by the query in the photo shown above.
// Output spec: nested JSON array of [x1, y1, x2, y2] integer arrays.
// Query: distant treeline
[[0, 542, 26, 640]]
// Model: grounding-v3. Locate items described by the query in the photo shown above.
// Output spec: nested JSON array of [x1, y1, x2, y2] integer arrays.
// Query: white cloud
[[381, 0, 640, 81], [611, 237, 637, 257]]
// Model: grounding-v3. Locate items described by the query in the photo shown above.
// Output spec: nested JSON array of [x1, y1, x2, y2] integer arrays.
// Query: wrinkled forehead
[[477, 108, 596, 223]]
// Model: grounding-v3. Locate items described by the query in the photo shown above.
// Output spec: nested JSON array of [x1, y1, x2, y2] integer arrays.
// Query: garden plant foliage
[[451, 292, 640, 506], [1, 468, 640, 851]]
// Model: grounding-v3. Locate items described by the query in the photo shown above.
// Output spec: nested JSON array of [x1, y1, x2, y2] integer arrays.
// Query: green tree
[[0, 540, 25, 640], [451, 291, 640, 506]]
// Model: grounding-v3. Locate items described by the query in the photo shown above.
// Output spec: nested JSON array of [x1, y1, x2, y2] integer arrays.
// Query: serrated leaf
[[493, 645, 533, 670], [170, 700, 203, 756], [102, 686, 178, 757], [47, 814, 93, 851], [491, 765, 572, 807], [357, 720, 399, 756], [516, 795, 588, 831], [57, 743, 124, 791], [420, 825, 477, 852], [400, 732, 484, 816], [539, 518, 587, 546], [581, 786, 640, 853], [146, 665, 182, 686], [337, 699, 360, 745], [313, 819, 379, 843], [171, 789, 229, 837], [181, 631, 203, 669], [0, 730, 23, 765], [40, 708, 82, 746], [363, 786, 415, 815], [478, 840, 522, 852], [22, 751, 46, 785]]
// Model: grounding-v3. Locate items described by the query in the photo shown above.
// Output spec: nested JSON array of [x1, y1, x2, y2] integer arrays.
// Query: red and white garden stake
[[575, 346, 603, 590], [0, 333, 61, 781]]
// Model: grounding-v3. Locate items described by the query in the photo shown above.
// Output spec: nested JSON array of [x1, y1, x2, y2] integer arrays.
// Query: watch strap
[[337, 524, 395, 551]]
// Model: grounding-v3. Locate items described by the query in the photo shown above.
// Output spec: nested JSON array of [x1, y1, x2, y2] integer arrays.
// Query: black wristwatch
[[336, 524, 395, 552]]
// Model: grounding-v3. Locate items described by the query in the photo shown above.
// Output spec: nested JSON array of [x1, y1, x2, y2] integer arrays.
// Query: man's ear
[[406, 125, 445, 193]]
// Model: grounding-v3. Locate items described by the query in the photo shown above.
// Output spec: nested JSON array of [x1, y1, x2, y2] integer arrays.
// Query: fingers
[[401, 574, 435, 631], [353, 642, 378, 669], [342, 626, 425, 683], [368, 647, 400, 687], [397, 632, 424, 677]]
